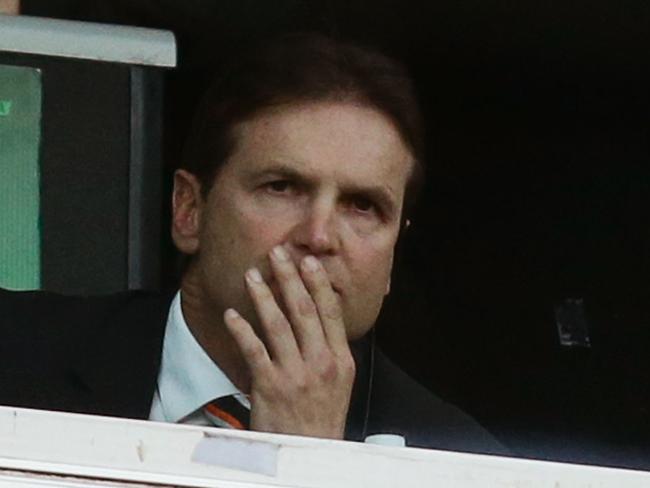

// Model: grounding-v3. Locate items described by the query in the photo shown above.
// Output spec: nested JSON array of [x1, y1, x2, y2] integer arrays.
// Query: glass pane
[[0, 64, 42, 290]]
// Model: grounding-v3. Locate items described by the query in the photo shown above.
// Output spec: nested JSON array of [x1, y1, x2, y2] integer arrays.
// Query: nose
[[289, 198, 340, 256]]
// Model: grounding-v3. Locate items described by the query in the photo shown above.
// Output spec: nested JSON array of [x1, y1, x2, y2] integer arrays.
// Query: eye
[[349, 196, 377, 214], [264, 180, 292, 193]]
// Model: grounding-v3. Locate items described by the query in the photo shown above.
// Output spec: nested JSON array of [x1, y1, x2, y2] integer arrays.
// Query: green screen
[[0, 65, 42, 290]]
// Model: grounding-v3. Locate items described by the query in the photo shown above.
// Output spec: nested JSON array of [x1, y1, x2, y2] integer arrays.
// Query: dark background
[[22, 0, 650, 468]]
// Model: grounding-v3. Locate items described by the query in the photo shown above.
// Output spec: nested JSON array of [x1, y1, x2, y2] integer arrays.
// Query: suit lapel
[[71, 291, 173, 419], [345, 334, 373, 441]]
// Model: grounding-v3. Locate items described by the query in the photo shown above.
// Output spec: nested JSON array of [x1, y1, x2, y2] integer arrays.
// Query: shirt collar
[[156, 291, 242, 422]]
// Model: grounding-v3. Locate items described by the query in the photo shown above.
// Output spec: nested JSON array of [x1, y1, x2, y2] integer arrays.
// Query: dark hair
[[181, 32, 425, 219]]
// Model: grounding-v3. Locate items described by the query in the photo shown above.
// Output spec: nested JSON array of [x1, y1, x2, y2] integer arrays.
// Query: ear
[[385, 249, 396, 297], [171, 169, 204, 255]]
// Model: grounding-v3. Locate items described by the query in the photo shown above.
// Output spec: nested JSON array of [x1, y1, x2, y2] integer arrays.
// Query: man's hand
[[223, 245, 356, 439]]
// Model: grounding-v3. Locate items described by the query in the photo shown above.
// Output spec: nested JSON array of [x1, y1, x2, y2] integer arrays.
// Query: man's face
[[175, 101, 413, 340]]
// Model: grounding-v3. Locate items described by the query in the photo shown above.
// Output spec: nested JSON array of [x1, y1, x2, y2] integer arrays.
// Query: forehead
[[227, 101, 414, 199]]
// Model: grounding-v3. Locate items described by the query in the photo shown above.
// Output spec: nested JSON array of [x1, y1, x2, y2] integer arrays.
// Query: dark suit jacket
[[0, 288, 507, 454]]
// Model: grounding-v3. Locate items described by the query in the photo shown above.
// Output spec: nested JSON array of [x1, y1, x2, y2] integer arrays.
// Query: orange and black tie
[[203, 395, 250, 430]]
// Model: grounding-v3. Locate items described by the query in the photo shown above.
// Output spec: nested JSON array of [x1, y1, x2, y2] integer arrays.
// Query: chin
[[345, 322, 375, 342]]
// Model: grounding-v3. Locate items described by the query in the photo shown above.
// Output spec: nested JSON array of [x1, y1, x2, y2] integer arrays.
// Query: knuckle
[[312, 350, 338, 381], [318, 359, 339, 382], [243, 340, 266, 362], [275, 261, 297, 281], [265, 318, 289, 334], [264, 368, 281, 386], [257, 284, 275, 299], [290, 371, 309, 392], [322, 299, 342, 321], [296, 295, 317, 317], [254, 369, 278, 392]]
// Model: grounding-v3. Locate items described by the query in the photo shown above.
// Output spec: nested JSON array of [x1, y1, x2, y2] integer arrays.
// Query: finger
[[244, 267, 302, 363], [268, 245, 327, 356], [299, 255, 348, 352], [223, 308, 272, 376]]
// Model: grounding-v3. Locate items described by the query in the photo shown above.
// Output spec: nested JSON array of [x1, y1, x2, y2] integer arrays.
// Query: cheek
[[342, 240, 395, 340], [215, 193, 277, 242], [348, 238, 394, 290], [222, 201, 302, 275], [236, 202, 297, 248]]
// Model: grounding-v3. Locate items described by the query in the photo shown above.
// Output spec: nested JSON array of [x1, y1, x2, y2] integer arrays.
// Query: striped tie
[[203, 395, 250, 430]]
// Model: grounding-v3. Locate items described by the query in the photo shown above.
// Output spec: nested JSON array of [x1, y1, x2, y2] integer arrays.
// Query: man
[[0, 33, 505, 453]]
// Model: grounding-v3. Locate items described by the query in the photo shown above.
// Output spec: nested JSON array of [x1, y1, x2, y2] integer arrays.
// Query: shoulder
[[0, 287, 172, 363], [368, 347, 510, 455], [0, 287, 169, 333], [0, 288, 172, 411]]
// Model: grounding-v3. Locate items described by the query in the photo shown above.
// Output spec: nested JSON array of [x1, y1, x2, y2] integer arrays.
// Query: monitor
[[0, 14, 176, 294]]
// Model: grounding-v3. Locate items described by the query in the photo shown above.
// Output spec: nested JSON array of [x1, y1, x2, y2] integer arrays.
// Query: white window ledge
[[0, 14, 176, 67]]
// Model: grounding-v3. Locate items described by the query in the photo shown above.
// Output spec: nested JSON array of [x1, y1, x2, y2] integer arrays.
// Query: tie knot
[[204, 395, 250, 430]]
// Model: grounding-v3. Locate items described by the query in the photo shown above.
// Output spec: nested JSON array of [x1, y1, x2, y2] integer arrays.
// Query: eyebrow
[[246, 163, 399, 216]]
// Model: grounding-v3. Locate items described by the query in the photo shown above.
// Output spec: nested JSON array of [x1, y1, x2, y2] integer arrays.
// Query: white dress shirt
[[149, 292, 250, 426]]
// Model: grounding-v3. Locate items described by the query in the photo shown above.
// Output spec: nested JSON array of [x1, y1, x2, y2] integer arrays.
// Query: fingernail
[[246, 267, 263, 283], [272, 245, 289, 261], [302, 255, 320, 272], [225, 308, 239, 320]]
